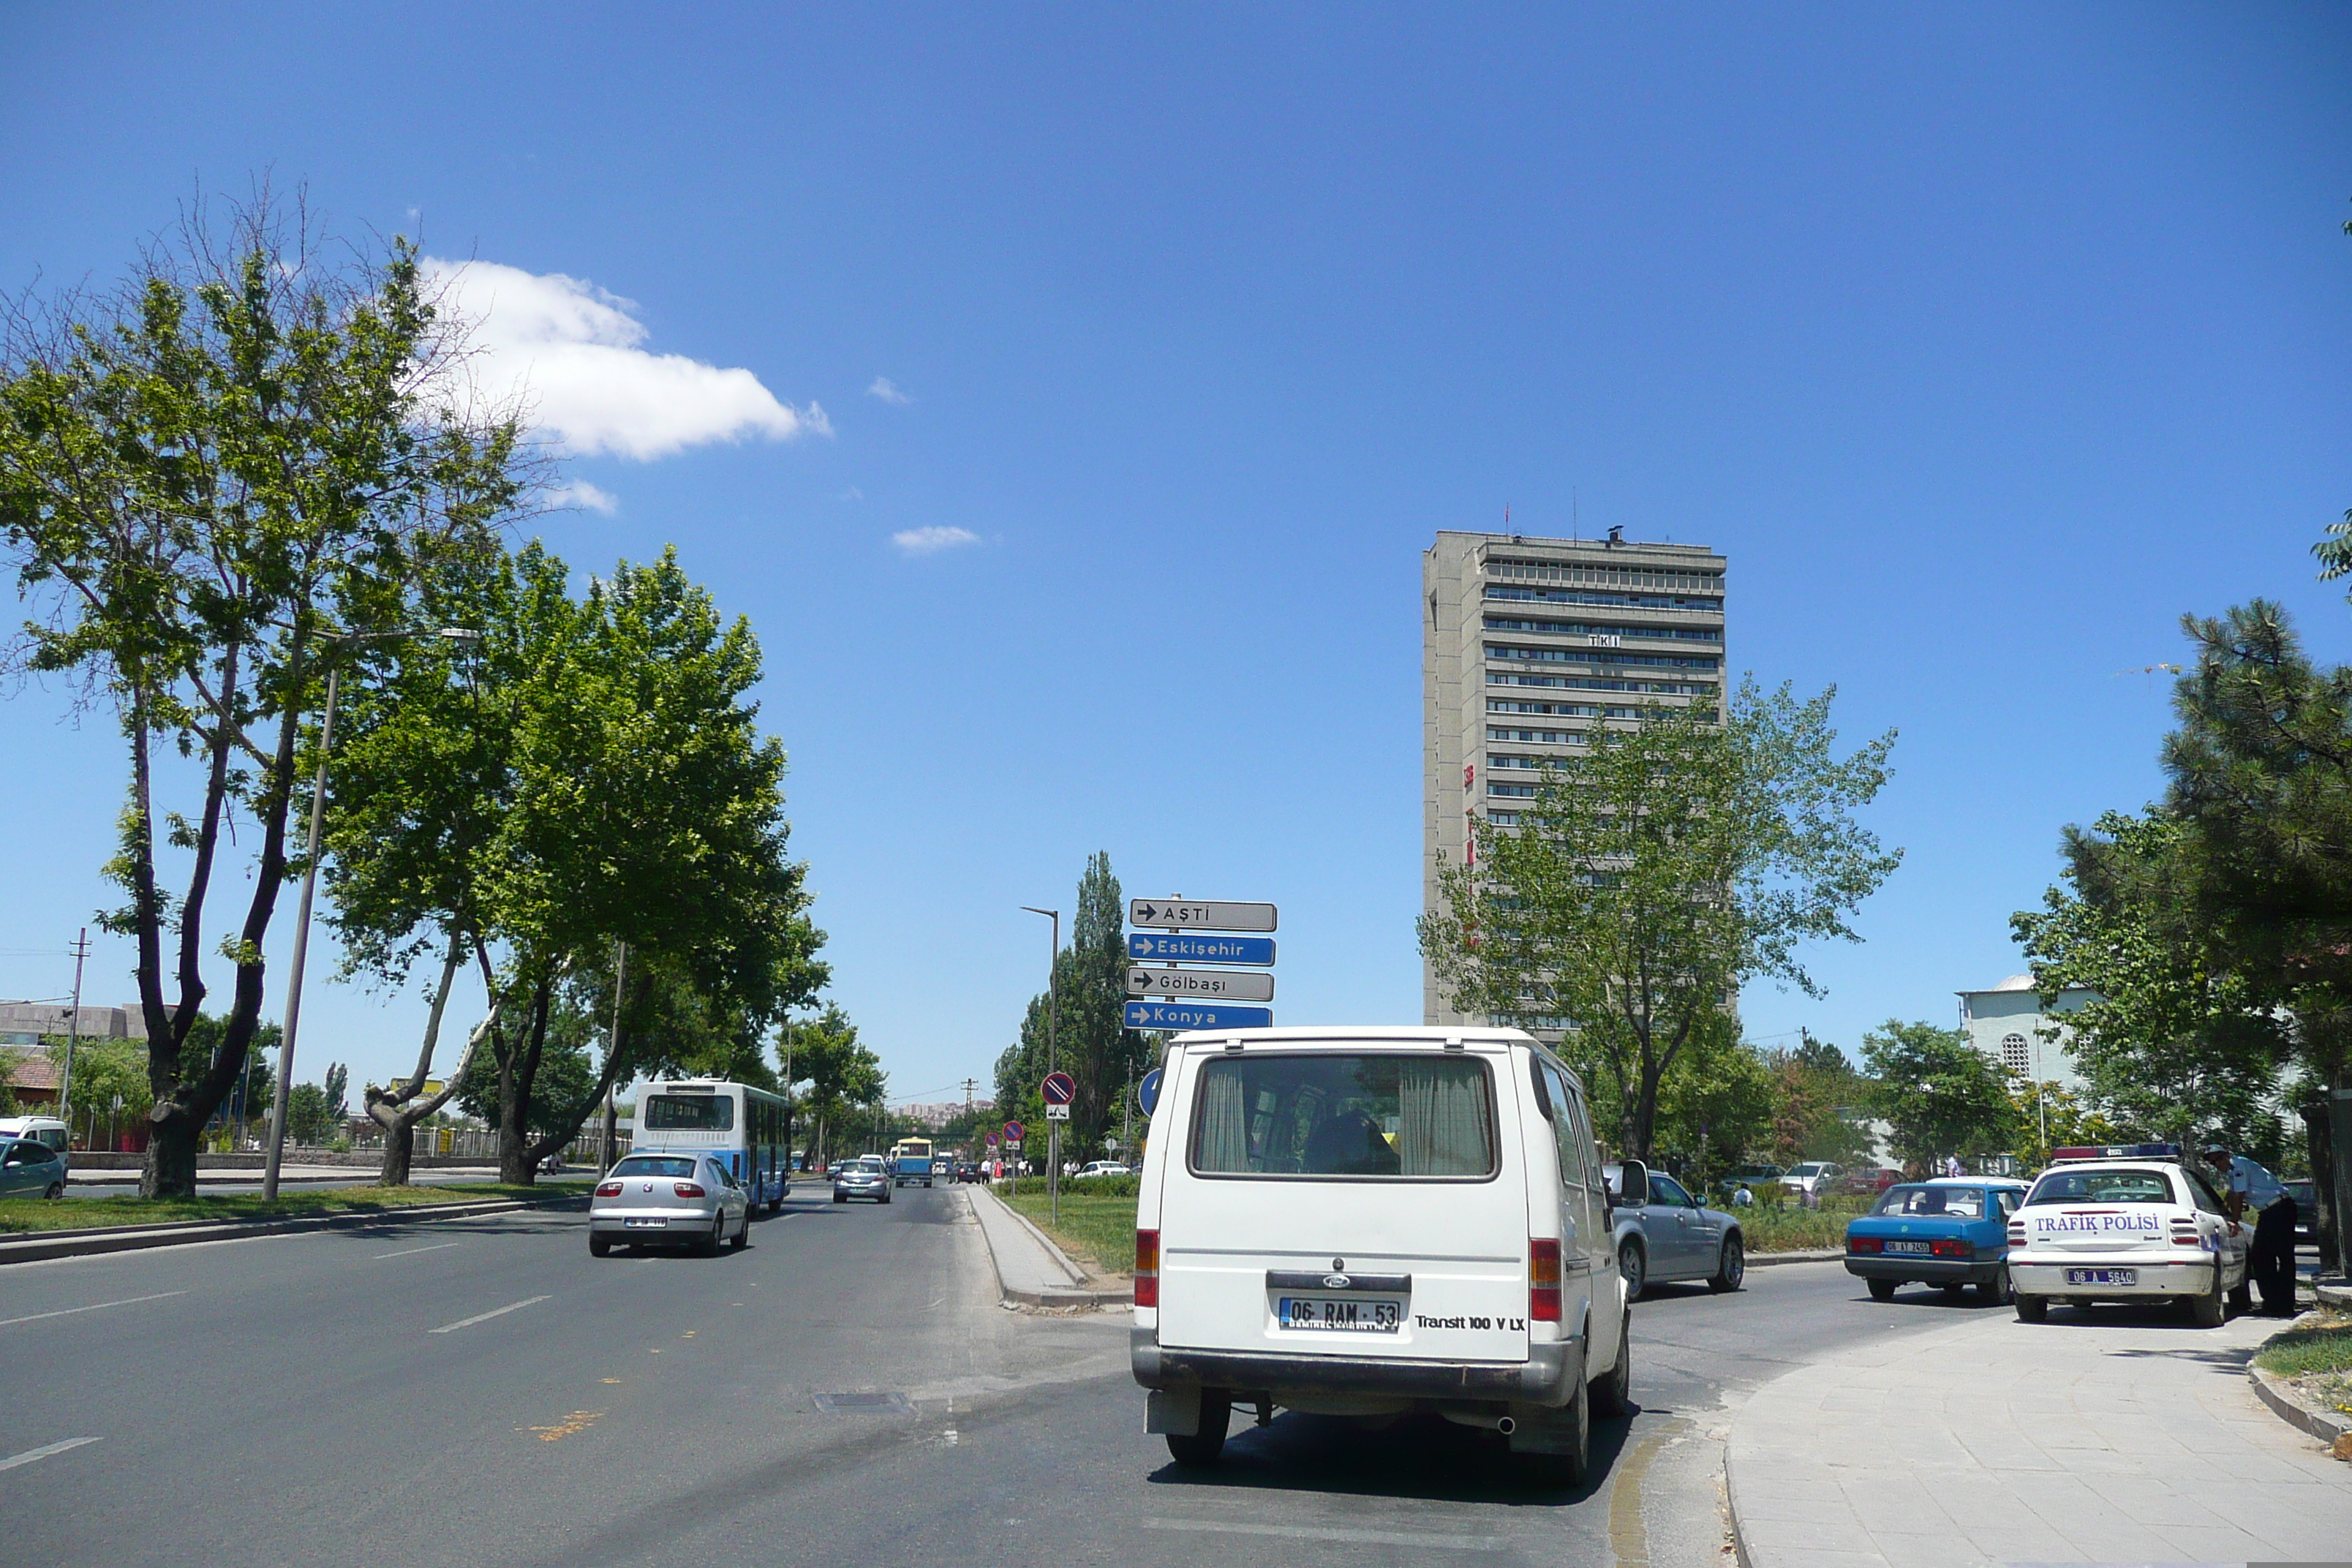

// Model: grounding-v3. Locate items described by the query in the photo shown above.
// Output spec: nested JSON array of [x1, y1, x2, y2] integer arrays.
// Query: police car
[[2006, 1143, 2251, 1327]]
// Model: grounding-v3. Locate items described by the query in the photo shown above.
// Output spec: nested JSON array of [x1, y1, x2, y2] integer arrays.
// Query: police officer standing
[[2202, 1142, 2298, 1317]]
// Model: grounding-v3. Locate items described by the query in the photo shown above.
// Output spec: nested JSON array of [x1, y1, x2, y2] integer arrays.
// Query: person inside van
[[1301, 1108, 1400, 1177]]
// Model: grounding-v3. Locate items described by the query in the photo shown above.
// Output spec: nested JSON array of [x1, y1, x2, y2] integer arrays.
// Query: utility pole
[[1021, 906, 1059, 1225], [57, 928, 88, 1132]]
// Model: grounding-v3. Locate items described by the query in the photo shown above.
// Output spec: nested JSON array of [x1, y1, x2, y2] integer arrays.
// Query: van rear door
[[1155, 1042, 1531, 1365]]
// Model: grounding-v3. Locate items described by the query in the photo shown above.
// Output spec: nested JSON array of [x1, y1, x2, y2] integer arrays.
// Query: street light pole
[[263, 626, 479, 1200], [1020, 905, 1059, 1224]]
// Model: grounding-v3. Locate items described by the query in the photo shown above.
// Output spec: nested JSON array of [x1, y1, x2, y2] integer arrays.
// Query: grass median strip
[[0, 1180, 591, 1237], [2255, 1311, 2352, 1419], [1000, 1188, 1137, 1278]]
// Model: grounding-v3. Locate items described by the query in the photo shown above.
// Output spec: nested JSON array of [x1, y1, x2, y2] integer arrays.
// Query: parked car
[[0, 1136, 67, 1199], [2007, 1146, 2250, 1325], [1713, 1164, 1784, 1203], [1779, 1161, 1844, 1198], [1074, 1160, 1129, 1180], [1843, 1178, 2028, 1303], [1132, 1025, 1632, 1486], [2282, 1178, 2314, 1248], [1839, 1166, 1901, 1198], [825, 1158, 851, 1180], [1604, 1161, 1746, 1300], [588, 1152, 750, 1256], [833, 1154, 892, 1204]]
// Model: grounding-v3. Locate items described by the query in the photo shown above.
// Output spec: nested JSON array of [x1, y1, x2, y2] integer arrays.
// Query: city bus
[[632, 1079, 791, 1213], [890, 1136, 935, 1188]]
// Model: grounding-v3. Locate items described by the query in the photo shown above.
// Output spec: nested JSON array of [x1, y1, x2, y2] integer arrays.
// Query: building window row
[[1486, 810, 1520, 825], [1488, 727, 1583, 744], [1488, 783, 1539, 797], [1487, 753, 1559, 769], [1485, 584, 1722, 613], [1486, 644, 1718, 671], [1489, 698, 1642, 717], [1485, 559, 1724, 596], [1488, 673, 1719, 697], [1481, 615, 1720, 643]]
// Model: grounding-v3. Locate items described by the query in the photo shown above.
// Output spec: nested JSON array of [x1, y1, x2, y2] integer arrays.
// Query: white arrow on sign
[[1126, 966, 1275, 1002], [1128, 899, 1277, 932]]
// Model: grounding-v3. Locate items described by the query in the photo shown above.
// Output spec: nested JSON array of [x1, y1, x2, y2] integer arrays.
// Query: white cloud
[[892, 526, 980, 557], [546, 480, 619, 515], [423, 257, 825, 461], [867, 376, 911, 405]]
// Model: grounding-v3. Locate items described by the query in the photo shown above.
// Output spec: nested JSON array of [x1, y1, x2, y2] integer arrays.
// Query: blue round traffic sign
[[1137, 1068, 1162, 1117]]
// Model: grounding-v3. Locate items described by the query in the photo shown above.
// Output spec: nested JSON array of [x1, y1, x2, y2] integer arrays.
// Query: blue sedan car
[[1844, 1178, 2027, 1304]]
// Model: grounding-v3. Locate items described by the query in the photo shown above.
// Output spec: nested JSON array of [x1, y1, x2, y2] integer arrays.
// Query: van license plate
[[2065, 1267, 2134, 1286], [1883, 1240, 1931, 1254], [1277, 1297, 1402, 1333]]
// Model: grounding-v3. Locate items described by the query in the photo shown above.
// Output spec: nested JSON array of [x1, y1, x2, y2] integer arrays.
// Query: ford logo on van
[[1323, 1273, 1352, 1290]]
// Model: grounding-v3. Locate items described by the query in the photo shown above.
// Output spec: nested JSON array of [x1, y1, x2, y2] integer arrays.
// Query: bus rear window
[[1189, 1053, 1496, 1179], [641, 1094, 733, 1131]]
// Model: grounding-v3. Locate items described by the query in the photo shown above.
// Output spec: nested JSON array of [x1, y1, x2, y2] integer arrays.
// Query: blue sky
[[1, 5, 2347, 1106]]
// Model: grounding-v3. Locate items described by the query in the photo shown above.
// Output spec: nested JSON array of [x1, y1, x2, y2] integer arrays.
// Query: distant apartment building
[[896, 1099, 993, 1131], [1423, 529, 1729, 1028], [1958, 974, 2093, 1095]]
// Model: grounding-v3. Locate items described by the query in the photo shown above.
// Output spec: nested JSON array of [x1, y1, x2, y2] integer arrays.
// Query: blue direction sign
[[1137, 1067, 1163, 1117], [1123, 1000, 1273, 1031], [1127, 932, 1276, 966]]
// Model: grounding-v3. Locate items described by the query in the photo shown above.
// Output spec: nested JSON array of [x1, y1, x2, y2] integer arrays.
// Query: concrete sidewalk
[[1727, 1303, 2352, 1567], [962, 1182, 1128, 1309]]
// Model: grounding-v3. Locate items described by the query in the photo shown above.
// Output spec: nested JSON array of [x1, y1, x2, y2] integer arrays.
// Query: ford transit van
[[1130, 1026, 1630, 1485]]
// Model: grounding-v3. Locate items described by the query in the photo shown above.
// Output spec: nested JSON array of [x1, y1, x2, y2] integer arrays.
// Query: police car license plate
[[2065, 1267, 2134, 1286], [624, 1217, 666, 1229], [1277, 1297, 1402, 1332], [1884, 1240, 1932, 1254]]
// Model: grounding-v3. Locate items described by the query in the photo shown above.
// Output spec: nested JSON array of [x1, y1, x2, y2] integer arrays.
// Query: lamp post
[[1019, 905, 1059, 1224], [263, 625, 480, 1200]]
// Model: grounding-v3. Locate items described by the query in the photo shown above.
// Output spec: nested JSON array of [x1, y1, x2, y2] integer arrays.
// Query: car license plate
[[624, 1217, 666, 1229], [1276, 1296, 1402, 1333], [2065, 1267, 2135, 1286], [1884, 1240, 1932, 1255]]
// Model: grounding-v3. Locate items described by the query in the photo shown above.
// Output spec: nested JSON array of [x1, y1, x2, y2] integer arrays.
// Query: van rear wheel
[[1590, 1313, 1632, 1417], [1515, 1371, 1590, 1490], [1165, 1390, 1231, 1467]]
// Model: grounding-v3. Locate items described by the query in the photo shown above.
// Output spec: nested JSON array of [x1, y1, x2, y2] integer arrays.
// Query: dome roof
[[1990, 974, 2038, 992]]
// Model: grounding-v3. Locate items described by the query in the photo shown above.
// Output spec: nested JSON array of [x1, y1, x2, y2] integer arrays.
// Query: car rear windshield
[[1873, 1185, 1985, 1218], [1189, 1052, 1496, 1179], [641, 1093, 733, 1131], [611, 1156, 697, 1178], [2027, 1168, 2176, 1205]]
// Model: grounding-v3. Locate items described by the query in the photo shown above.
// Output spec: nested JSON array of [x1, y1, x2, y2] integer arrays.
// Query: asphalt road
[[0, 1185, 1986, 1565]]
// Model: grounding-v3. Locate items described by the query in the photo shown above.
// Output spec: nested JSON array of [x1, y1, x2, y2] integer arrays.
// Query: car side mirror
[[1618, 1160, 1649, 1207]]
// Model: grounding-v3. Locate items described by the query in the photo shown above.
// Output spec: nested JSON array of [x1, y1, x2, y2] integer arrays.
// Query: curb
[[965, 1185, 1131, 1311], [1745, 1248, 1844, 1267], [2246, 1314, 2352, 1458], [0, 1192, 587, 1266]]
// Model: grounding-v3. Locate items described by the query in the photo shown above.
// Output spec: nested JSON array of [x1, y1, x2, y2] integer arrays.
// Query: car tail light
[[674, 1182, 706, 1199], [1930, 1239, 1970, 1259], [2171, 1218, 2200, 1247], [1530, 1237, 1562, 1322], [1848, 1236, 1882, 1254], [595, 1180, 622, 1197], [1134, 1229, 1159, 1308], [2007, 1223, 2025, 1249]]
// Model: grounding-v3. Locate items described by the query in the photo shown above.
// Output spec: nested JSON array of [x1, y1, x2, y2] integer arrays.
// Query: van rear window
[[1188, 1054, 1496, 1179]]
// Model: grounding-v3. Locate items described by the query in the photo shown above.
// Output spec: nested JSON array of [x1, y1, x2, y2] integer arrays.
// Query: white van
[[1131, 1026, 1631, 1485], [0, 1115, 69, 1159]]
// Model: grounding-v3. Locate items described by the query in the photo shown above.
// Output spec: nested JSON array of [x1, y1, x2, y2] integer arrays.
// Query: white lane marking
[[0, 1290, 189, 1330], [427, 1294, 549, 1334], [0, 1436, 101, 1471], [372, 1241, 462, 1261], [1142, 1518, 1507, 1552]]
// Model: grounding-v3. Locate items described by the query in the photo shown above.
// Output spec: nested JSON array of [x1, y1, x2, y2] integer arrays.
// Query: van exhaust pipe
[[1440, 1409, 1515, 1435]]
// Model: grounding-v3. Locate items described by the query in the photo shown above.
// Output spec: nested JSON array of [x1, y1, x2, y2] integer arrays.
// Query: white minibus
[[630, 1079, 791, 1213], [1130, 1027, 1630, 1485]]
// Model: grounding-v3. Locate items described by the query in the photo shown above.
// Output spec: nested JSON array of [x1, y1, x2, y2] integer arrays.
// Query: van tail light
[[595, 1180, 622, 1197], [1529, 1237, 1562, 1322], [674, 1183, 706, 1199], [1134, 1229, 1159, 1308], [1848, 1236, 1882, 1254], [1929, 1239, 1971, 1259]]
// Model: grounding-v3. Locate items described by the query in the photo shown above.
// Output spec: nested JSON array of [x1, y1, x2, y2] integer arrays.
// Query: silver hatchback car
[[832, 1154, 892, 1204], [589, 1153, 750, 1256]]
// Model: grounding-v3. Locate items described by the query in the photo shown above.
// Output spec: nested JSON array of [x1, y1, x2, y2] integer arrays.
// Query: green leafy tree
[[1861, 1019, 2019, 1176], [1421, 679, 1900, 1159], [1649, 1028, 1774, 1186], [2008, 1081, 2119, 1172], [995, 854, 1159, 1161], [0, 193, 527, 1196], [778, 1004, 883, 1166]]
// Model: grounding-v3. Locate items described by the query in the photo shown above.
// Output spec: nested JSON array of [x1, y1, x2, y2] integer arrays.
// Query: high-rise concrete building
[[1422, 529, 1729, 1027]]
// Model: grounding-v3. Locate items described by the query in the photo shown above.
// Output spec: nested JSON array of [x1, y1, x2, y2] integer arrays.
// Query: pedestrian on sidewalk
[[1942, 1153, 1964, 1178], [2202, 1142, 2297, 1316]]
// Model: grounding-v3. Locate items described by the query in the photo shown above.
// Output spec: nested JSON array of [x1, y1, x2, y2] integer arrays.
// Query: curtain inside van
[[1190, 1055, 1493, 1178]]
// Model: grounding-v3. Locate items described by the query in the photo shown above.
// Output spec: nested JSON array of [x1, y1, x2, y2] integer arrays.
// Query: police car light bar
[[2048, 1142, 2182, 1164]]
